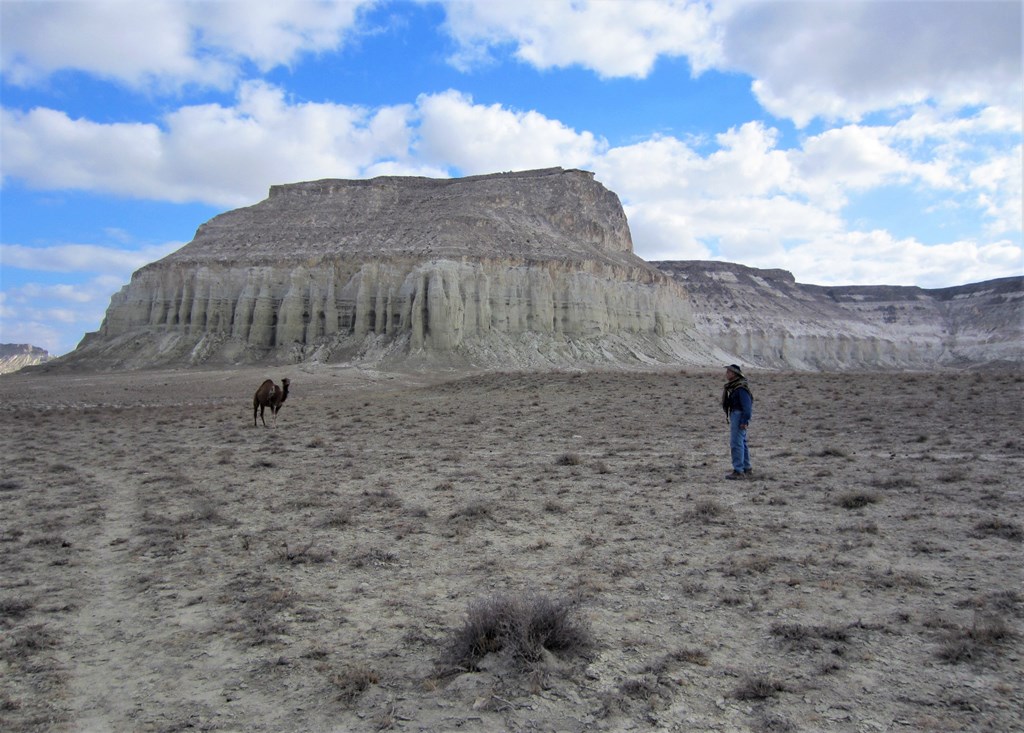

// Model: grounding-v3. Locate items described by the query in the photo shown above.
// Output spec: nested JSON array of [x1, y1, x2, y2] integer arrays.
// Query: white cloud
[[780, 231, 1023, 288], [0, 0, 375, 90], [719, 0, 1022, 126], [1, 107, 165, 196], [440, 0, 720, 77], [969, 146, 1023, 236], [1, 83, 1018, 298], [1, 242, 182, 274], [0, 274, 128, 354], [439, 0, 1021, 127], [1, 83, 418, 206], [416, 90, 604, 173]]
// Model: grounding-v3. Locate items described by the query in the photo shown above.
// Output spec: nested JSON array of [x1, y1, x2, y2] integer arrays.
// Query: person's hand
[[739, 423, 748, 430]]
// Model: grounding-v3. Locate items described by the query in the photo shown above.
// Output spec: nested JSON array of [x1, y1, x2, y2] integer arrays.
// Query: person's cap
[[725, 364, 744, 376]]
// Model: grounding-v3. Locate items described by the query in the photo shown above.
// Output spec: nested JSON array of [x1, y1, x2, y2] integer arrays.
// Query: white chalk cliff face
[[655, 262, 1023, 370], [56, 168, 1021, 372], [70, 169, 699, 369]]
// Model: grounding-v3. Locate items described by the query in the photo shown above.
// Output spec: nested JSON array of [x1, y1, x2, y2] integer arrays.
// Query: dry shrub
[[330, 663, 380, 704], [0, 597, 34, 622], [350, 547, 398, 568], [642, 647, 709, 674], [770, 622, 850, 652], [317, 510, 354, 529], [556, 452, 582, 466], [754, 712, 796, 733], [448, 502, 492, 522], [439, 592, 594, 673], [983, 590, 1022, 616], [684, 499, 725, 523], [813, 447, 849, 458], [363, 487, 402, 509], [937, 615, 1013, 664], [837, 491, 879, 509], [971, 519, 1023, 542], [279, 540, 334, 565], [733, 674, 786, 700]]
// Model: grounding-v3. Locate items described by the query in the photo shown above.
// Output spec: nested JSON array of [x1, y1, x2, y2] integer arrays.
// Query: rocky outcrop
[[0, 344, 50, 374], [46, 168, 1022, 373], [655, 261, 1023, 370], [63, 169, 699, 369]]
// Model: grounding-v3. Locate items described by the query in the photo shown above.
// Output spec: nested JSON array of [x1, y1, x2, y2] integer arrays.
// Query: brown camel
[[253, 378, 290, 427]]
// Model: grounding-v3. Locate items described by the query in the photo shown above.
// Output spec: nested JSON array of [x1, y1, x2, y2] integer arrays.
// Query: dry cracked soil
[[0, 366, 1021, 732]]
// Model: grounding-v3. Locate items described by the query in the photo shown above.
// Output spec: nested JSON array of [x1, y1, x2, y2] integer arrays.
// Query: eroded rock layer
[[69, 169, 697, 368], [656, 261, 1023, 370]]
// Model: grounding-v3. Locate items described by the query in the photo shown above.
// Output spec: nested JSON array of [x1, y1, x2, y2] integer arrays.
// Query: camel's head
[[281, 378, 291, 389]]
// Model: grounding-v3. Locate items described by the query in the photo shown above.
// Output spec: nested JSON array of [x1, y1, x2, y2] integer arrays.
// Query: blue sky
[[1, 0, 1021, 356]]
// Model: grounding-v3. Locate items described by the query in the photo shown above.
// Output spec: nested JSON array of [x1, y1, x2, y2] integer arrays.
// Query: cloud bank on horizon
[[1, 0, 1021, 355]]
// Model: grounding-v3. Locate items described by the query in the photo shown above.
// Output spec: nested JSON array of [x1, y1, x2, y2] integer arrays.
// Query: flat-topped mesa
[[164, 167, 637, 267], [73, 168, 697, 369]]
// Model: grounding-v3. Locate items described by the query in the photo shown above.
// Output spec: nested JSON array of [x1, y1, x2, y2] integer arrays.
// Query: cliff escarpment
[[63, 169, 699, 369], [655, 261, 1023, 370]]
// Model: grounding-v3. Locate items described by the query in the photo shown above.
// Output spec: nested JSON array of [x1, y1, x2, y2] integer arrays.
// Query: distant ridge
[[0, 344, 51, 374], [655, 261, 1023, 370], [36, 169, 1024, 373]]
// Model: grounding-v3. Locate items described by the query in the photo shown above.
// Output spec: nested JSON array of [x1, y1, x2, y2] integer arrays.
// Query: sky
[[1, 0, 1021, 356]]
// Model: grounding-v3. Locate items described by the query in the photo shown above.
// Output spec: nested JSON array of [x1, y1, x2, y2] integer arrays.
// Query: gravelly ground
[[1, 365, 1021, 732]]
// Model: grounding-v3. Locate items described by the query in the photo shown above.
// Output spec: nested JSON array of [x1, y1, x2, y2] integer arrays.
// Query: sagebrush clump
[[439, 592, 595, 673]]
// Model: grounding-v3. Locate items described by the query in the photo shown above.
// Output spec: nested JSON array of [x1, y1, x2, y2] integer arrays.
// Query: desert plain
[[0, 365, 1021, 732]]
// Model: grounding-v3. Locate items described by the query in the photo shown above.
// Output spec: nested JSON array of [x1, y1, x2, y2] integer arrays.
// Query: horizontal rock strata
[[68, 169, 697, 368], [656, 261, 1023, 370], [0, 343, 50, 375]]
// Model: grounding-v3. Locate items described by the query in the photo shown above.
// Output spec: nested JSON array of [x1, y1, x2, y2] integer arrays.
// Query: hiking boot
[[725, 471, 745, 480]]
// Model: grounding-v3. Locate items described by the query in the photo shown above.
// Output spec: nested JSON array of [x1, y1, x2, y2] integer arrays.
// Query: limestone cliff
[[0, 344, 50, 374], [655, 261, 1023, 370], [65, 169, 698, 369]]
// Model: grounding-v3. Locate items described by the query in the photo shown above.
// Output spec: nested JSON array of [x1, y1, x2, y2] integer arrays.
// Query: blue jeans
[[729, 412, 751, 473]]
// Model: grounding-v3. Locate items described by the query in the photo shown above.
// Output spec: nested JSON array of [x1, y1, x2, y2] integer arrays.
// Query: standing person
[[722, 364, 753, 479]]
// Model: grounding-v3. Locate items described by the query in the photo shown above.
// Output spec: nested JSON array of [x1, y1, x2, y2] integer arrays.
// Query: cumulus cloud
[[716, 0, 1022, 126], [1, 83, 418, 206], [779, 231, 1023, 289], [0, 0, 374, 90], [3, 84, 1018, 288], [0, 239, 182, 353], [968, 146, 1023, 236], [0, 274, 129, 354], [440, 0, 720, 77], [439, 0, 1021, 126], [1, 242, 182, 274], [416, 90, 604, 173]]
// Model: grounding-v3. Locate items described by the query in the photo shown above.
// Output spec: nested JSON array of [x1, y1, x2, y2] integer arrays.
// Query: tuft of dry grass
[[438, 592, 594, 673], [836, 491, 879, 509], [684, 499, 726, 523], [937, 615, 1014, 664], [330, 663, 380, 705], [734, 674, 787, 700], [971, 519, 1023, 542], [555, 452, 582, 466]]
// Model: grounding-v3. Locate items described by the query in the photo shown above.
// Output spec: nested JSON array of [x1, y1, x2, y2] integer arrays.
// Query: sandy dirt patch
[[1, 366, 1021, 732]]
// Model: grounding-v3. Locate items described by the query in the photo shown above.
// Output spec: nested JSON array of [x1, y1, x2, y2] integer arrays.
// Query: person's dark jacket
[[724, 381, 753, 424]]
